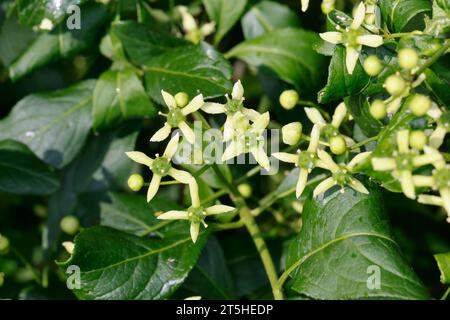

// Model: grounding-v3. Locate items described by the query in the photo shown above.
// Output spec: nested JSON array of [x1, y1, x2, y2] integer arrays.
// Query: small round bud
[[384, 74, 406, 97], [279, 90, 299, 110], [369, 99, 387, 119], [0, 235, 10, 254], [329, 135, 347, 155], [33, 204, 47, 218], [238, 183, 252, 198], [282, 122, 302, 146], [128, 174, 144, 192], [409, 94, 431, 116], [409, 130, 427, 150], [0, 272, 4, 287], [398, 48, 419, 70], [363, 55, 382, 76], [60, 216, 80, 235], [175, 92, 189, 108]]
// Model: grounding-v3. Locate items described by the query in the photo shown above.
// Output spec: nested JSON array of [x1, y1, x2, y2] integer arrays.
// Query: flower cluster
[[178, 6, 215, 44]]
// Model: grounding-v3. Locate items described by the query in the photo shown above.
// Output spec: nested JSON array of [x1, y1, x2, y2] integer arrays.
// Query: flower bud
[[238, 183, 252, 198], [175, 92, 189, 108], [384, 74, 406, 97], [0, 234, 10, 255], [329, 135, 347, 155], [279, 90, 299, 110], [0, 272, 4, 287], [409, 130, 427, 150], [128, 174, 144, 191], [363, 55, 382, 76], [282, 122, 302, 145], [398, 48, 419, 70], [369, 99, 387, 119], [60, 216, 80, 235], [365, 13, 375, 24], [62, 241, 75, 254], [409, 94, 431, 116]]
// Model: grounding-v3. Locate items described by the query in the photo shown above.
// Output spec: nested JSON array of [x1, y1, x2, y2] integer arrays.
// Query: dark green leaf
[[379, 0, 432, 32], [424, 68, 450, 106], [286, 185, 430, 299], [0, 80, 95, 168], [241, 1, 300, 40], [59, 224, 207, 299], [434, 252, 450, 284], [0, 139, 59, 195], [92, 68, 156, 132], [226, 28, 327, 93]]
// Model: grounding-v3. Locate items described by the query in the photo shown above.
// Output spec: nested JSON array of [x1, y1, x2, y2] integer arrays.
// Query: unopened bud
[[279, 90, 299, 110], [60, 216, 80, 235], [62, 241, 75, 254], [409, 131, 427, 150], [363, 55, 382, 76], [128, 174, 144, 191], [384, 74, 406, 97], [398, 48, 419, 70], [0, 234, 10, 254], [0, 272, 4, 287], [282, 122, 302, 145], [329, 135, 347, 155], [369, 99, 387, 119], [175, 92, 189, 108], [238, 183, 252, 198], [409, 94, 431, 116]]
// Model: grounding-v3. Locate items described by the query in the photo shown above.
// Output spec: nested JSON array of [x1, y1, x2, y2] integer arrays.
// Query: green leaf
[[226, 28, 327, 93], [144, 42, 232, 105], [0, 139, 59, 195], [92, 68, 156, 132], [202, 0, 247, 45], [241, 1, 300, 40], [345, 95, 383, 137], [424, 68, 450, 106], [183, 236, 235, 299], [286, 185, 430, 299], [9, 3, 108, 81], [0, 80, 95, 168], [434, 252, 450, 284], [379, 0, 432, 32], [59, 224, 208, 299]]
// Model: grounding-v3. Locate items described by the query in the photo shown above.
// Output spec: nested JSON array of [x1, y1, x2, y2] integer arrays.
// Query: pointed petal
[[232, 80, 244, 100], [182, 94, 204, 115], [413, 153, 443, 167], [250, 146, 270, 170], [397, 130, 410, 154], [200, 22, 215, 36], [319, 32, 343, 44], [157, 210, 189, 220], [304, 108, 326, 125], [223, 116, 234, 142], [349, 178, 369, 194], [272, 152, 298, 164], [357, 35, 383, 47], [169, 168, 192, 184], [307, 124, 321, 152], [317, 149, 340, 173], [147, 175, 161, 202], [222, 141, 244, 161], [440, 188, 450, 216], [348, 151, 372, 169], [242, 108, 261, 121], [252, 111, 270, 131], [313, 177, 336, 197], [205, 205, 235, 215], [301, 0, 309, 12], [190, 223, 201, 243], [161, 90, 177, 109], [331, 102, 347, 128], [179, 121, 195, 144], [351, 2, 366, 29], [371, 157, 396, 171], [296, 168, 309, 198], [345, 46, 360, 74], [163, 133, 179, 159], [412, 175, 435, 187], [202, 102, 226, 114], [189, 178, 201, 207], [125, 151, 153, 167], [150, 123, 172, 142], [400, 170, 415, 199], [179, 6, 197, 32], [418, 194, 443, 206], [429, 126, 447, 149]]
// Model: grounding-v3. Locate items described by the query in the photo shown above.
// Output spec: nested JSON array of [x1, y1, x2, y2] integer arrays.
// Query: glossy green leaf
[[241, 1, 300, 39], [226, 28, 327, 93], [59, 224, 207, 299], [0, 139, 59, 195], [9, 3, 108, 81], [92, 68, 156, 132], [379, 0, 432, 32], [286, 185, 430, 299], [202, 0, 247, 45], [0, 80, 95, 168], [424, 68, 450, 106], [434, 252, 450, 284]]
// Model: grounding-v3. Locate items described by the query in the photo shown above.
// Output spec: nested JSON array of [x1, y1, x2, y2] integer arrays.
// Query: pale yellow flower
[[178, 6, 215, 44]]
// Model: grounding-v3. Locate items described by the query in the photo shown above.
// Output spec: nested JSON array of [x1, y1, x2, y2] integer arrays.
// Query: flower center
[[434, 168, 450, 190], [166, 108, 186, 127], [241, 131, 262, 151], [225, 98, 243, 115], [188, 206, 206, 224], [395, 154, 414, 171], [151, 157, 171, 177], [321, 124, 339, 140], [298, 151, 316, 170], [342, 28, 361, 48], [333, 166, 352, 186]]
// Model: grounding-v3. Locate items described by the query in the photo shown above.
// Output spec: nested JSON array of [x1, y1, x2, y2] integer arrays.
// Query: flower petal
[[205, 205, 235, 215], [296, 168, 309, 198], [182, 94, 204, 115], [345, 46, 360, 74], [397, 130, 410, 154], [242, 108, 261, 121], [429, 125, 447, 149], [222, 141, 244, 161], [169, 168, 192, 184], [200, 22, 215, 36], [371, 157, 396, 171], [157, 210, 189, 220], [400, 170, 415, 199], [163, 133, 179, 159], [147, 174, 161, 202], [189, 178, 201, 207], [179, 121, 195, 144], [252, 111, 270, 131], [179, 6, 197, 32], [202, 102, 226, 114], [150, 123, 172, 142], [190, 222, 200, 243], [301, 0, 309, 12], [347, 151, 372, 169], [232, 80, 244, 101], [349, 178, 369, 194], [331, 102, 347, 128], [161, 90, 177, 109], [417, 194, 443, 206], [351, 2, 366, 29], [313, 177, 336, 197], [125, 151, 153, 167], [304, 108, 326, 125], [250, 146, 271, 170], [440, 188, 450, 216], [356, 35, 383, 47], [412, 175, 435, 187], [272, 152, 298, 164], [412, 153, 443, 167], [307, 124, 321, 152], [319, 32, 343, 44], [317, 149, 340, 173], [223, 115, 235, 142]]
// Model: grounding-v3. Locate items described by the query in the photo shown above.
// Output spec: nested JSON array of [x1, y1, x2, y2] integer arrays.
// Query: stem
[[349, 136, 378, 150], [212, 220, 245, 231], [10, 247, 42, 286], [441, 286, 450, 300], [383, 31, 422, 39], [211, 164, 284, 300], [415, 42, 450, 76]]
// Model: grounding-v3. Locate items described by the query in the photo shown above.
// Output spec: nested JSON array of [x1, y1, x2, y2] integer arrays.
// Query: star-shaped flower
[[272, 124, 321, 198], [319, 2, 383, 74], [221, 112, 271, 170], [428, 107, 449, 149], [201, 80, 261, 141], [126, 134, 194, 202], [313, 149, 371, 197], [151, 91, 204, 144], [371, 130, 443, 199], [178, 6, 215, 44]]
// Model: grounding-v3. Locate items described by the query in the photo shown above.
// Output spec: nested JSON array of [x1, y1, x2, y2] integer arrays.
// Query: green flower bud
[[0, 235, 10, 255], [60, 216, 80, 235], [238, 183, 252, 198], [363, 55, 382, 76], [282, 122, 302, 146], [369, 99, 387, 119], [279, 90, 299, 110], [175, 92, 189, 108], [384, 74, 406, 97], [0, 272, 4, 287], [398, 48, 419, 70], [33, 204, 47, 218], [409, 130, 427, 150], [329, 135, 347, 155], [128, 174, 144, 192], [409, 94, 431, 116]]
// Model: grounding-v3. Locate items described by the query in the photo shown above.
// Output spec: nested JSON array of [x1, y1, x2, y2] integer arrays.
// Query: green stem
[[441, 286, 450, 300], [10, 247, 42, 286], [349, 136, 378, 150], [415, 42, 450, 76], [383, 31, 422, 39]]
